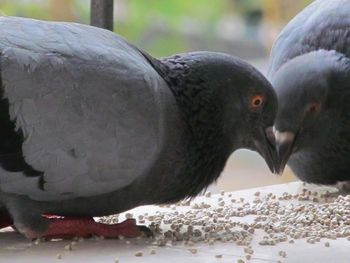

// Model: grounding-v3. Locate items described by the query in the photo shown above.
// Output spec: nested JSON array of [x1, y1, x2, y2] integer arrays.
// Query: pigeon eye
[[250, 95, 264, 109], [306, 101, 321, 115]]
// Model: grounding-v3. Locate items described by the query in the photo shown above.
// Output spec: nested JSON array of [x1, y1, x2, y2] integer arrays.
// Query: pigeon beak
[[275, 130, 296, 175], [253, 126, 279, 174]]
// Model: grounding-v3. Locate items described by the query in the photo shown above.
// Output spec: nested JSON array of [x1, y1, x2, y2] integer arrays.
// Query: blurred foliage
[[0, 0, 50, 19], [115, 0, 228, 56], [0, 0, 314, 57], [0, 0, 89, 21], [117, 0, 226, 35], [262, 0, 313, 23]]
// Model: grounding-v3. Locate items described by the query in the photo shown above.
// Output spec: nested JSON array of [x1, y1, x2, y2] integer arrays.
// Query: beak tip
[[255, 126, 280, 176], [275, 160, 288, 176], [275, 130, 296, 176]]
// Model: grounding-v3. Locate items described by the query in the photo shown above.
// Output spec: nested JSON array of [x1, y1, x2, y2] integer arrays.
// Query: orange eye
[[250, 95, 264, 108]]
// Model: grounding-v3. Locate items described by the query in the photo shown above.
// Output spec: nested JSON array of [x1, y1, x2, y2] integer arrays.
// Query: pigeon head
[[205, 53, 279, 173], [153, 52, 279, 174], [272, 50, 350, 174]]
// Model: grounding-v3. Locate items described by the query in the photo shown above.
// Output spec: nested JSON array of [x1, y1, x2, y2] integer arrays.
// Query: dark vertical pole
[[90, 0, 114, 31]]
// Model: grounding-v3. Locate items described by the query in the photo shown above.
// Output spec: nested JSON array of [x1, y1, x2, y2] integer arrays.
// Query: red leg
[[40, 217, 149, 239], [0, 210, 12, 229]]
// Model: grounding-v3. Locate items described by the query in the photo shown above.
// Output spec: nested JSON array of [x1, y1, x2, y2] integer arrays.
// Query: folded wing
[[268, 0, 350, 77], [0, 17, 171, 201]]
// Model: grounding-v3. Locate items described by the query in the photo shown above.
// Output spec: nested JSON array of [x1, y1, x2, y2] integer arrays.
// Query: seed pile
[[99, 188, 350, 250], [28, 186, 350, 262], [89, 187, 350, 262]]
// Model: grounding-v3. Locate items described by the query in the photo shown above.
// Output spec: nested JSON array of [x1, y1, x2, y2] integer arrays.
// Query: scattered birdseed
[[134, 251, 143, 257], [205, 192, 211, 198], [215, 254, 223, 258], [278, 251, 287, 258], [325, 242, 330, 247], [244, 247, 254, 254], [97, 185, 349, 259], [237, 259, 245, 263], [147, 216, 155, 221], [150, 249, 156, 255], [64, 244, 72, 251], [191, 203, 200, 209], [245, 254, 251, 260], [307, 238, 315, 244], [188, 248, 198, 254], [218, 201, 225, 207], [56, 253, 62, 259], [125, 213, 133, 219], [220, 190, 225, 196], [187, 241, 195, 247]]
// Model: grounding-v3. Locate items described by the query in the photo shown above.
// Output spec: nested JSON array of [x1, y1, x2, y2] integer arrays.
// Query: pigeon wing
[[0, 17, 173, 201], [268, 0, 350, 77]]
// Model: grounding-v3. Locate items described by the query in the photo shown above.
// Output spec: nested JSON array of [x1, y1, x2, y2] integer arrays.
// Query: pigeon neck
[[142, 52, 233, 148], [159, 55, 232, 151], [143, 53, 233, 199]]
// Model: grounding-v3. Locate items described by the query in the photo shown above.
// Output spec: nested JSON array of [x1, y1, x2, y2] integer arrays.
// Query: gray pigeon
[[268, 0, 350, 187], [0, 16, 277, 239]]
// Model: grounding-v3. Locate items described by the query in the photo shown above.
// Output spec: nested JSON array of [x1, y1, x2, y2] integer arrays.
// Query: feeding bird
[[268, 0, 350, 188], [0, 16, 277, 239]]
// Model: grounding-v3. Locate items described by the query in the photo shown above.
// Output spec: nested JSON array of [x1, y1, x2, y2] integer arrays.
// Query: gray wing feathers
[[268, 0, 350, 77], [0, 17, 169, 201]]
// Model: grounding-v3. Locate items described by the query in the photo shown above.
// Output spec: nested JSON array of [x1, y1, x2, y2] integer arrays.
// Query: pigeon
[[0, 16, 278, 239], [268, 0, 350, 187]]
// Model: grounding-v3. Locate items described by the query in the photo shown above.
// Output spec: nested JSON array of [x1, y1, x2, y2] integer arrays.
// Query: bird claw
[[35, 217, 151, 240]]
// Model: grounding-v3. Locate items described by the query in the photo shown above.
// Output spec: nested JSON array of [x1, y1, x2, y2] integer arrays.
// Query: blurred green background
[[0, 0, 314, 191], [0, 0, 313, 58]]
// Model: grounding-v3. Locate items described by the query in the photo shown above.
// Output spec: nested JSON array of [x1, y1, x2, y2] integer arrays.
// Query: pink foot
[[0, 210, 12, 229], [40, 217, 150, 240]]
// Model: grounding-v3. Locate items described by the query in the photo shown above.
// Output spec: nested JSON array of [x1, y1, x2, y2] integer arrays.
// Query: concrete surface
[[0, 182, 348, 263]]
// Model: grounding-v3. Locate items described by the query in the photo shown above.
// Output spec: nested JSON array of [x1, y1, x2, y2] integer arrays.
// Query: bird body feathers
[[268, 0, 350, 186], [0, 17, 277, 237]]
